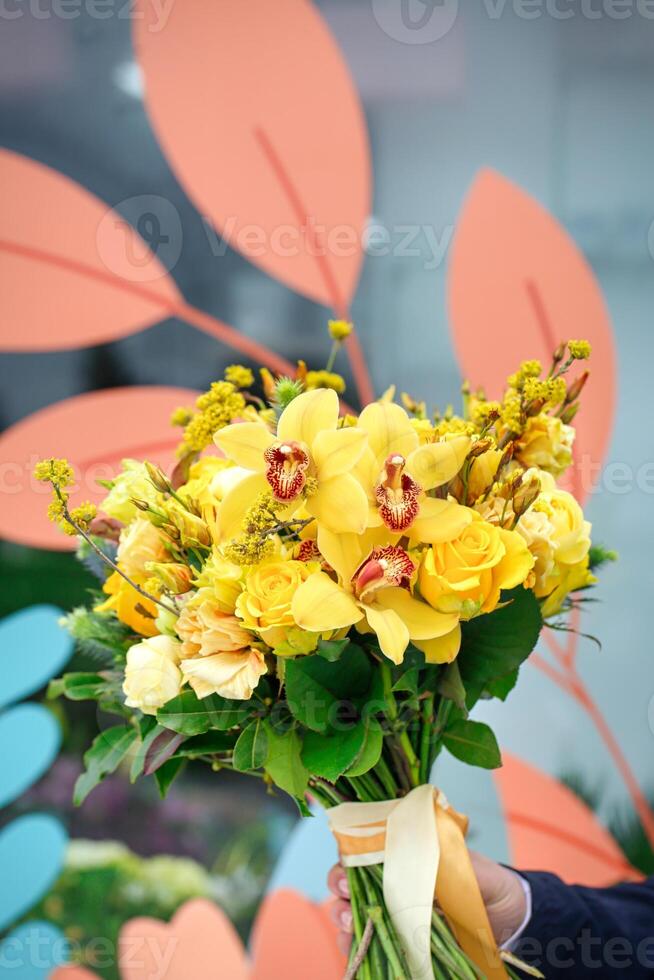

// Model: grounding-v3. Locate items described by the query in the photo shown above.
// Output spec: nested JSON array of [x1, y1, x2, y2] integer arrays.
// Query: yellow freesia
[[215, 388, 369, 536], [291, 527, 459, 665], [355, 401, 472, 541]]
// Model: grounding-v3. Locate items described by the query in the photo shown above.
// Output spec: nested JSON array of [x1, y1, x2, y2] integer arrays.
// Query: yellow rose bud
[[419, 514, 534, 617], [116, 518, 168, 580], [145, 562, 193, 595], [123, 635, 183, 715]]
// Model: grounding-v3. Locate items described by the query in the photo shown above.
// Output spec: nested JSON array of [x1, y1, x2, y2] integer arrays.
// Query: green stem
[[398, 730, 421, 786], [419, 692, 435, 784], [326, 339, 340, 372], [360, 869, 410, 979], [347, 869, 371, 980]]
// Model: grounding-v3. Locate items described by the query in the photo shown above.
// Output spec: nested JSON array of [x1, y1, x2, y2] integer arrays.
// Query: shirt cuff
[[500, 875, 532, 951]]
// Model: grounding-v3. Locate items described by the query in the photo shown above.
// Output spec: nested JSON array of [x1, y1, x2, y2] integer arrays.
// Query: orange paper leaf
[[118, 899, 248, 980], [250, 889, 345, 980], [133, 0, 370, 314], [0, 148, 180, 352], [0, 386, 199, 551], [0, 149, 299, 376], [494, 753, 640, 887], [448, 169, 617, 500]]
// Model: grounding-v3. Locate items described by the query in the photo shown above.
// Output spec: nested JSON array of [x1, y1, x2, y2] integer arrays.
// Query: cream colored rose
[[123, 635, 182, 715], [116, 518, 168, 580], [236, 559, 317, 647], [515, 416, 574, 477], [181, 648, 267, 701], [176, 590, 253, 658]]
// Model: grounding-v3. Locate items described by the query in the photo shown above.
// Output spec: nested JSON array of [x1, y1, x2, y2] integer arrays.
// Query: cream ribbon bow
[[328, 784, 508, 980]]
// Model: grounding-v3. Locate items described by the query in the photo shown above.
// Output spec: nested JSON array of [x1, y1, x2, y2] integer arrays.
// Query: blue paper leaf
[[0, 705, 61, 808], [0, 921, 68, 978], [0, 606, 73, 710], [0, 813, 68, 932]]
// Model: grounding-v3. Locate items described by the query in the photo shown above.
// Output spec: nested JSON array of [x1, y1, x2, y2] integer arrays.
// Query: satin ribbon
[[328, 784, 508, 980]]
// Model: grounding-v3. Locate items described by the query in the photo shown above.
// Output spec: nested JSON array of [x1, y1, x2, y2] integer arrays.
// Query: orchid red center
[[375, 454, 421, 532], [353, 545, 415, 601], [264, 440, 310, 501]]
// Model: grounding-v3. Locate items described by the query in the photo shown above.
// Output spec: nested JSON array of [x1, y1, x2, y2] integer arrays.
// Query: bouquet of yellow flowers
[[38, 327, 607, 979]]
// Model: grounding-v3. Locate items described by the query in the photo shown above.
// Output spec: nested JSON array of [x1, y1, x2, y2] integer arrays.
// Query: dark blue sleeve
[[513, 872, 654, 977]]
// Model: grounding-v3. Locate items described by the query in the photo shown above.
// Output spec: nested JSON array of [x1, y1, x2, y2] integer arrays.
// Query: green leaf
[[458, 587, 542, 708], [443, 719, 502, 770], [588, 543, 618, 571], [47, 671, 109, 702], [233, 719, 269, 771], [301, 721, 367, 782], [74, 725, 138, 805], [392, 667, 419, 695], [484, 668, 519, 702], [437, 661, 467, 714], [316, 638, 351, 662], [177, 731, 238, 758], [156, 690, 251, 735], [285, 645, 372, 733], [154, 757, 186, 797], [345, 721, 384, 777], [264, 722, 309, 800], [130, 722, 164, 782]]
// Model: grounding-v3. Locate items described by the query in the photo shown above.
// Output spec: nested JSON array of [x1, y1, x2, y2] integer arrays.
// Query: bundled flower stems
[[38, 325, 607, 979]]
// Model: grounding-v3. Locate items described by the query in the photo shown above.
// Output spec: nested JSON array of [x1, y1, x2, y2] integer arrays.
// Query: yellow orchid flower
[[291, 527, 460, 665], [355, 401, 473, 543], [215, 388, 369, 536]]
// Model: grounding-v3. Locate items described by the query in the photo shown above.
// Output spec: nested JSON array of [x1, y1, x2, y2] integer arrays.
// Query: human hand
[[328, 850, 527, 953]]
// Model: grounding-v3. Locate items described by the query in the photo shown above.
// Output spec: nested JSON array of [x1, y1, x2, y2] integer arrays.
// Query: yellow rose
[[515, 416, 574, 477], [116, 518, 168, 580], [123, 634, 182, 715], [236, 559, 317, 648], [181, 648, 267, 701], [419, 514, 534, 618], [102, 459, 162, 524], [176, 590, 253, 657]]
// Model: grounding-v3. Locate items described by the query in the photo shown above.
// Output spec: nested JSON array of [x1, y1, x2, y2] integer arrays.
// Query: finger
[[329, 898, 354, 934], [327, 863, 350, 899]]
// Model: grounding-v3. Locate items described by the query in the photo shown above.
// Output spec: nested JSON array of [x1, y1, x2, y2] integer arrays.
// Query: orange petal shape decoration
[[0, 150, 297, 375], [0, 386, 199, 552], [118, 898, 248, 980], [133, 0, 370, 315], [0, 148, 180, 352], [494, 753, 641, 888], [448, 169, 617, 501], [50, 969, 101, 980], [250, 889, 345, 980]]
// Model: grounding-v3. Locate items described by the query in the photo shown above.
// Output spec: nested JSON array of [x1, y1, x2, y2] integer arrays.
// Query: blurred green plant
[[22, 830, 281, 980], [560, 769, 654, 876], [0, 543, 94, 619]]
